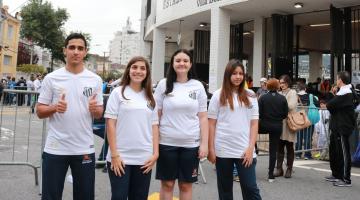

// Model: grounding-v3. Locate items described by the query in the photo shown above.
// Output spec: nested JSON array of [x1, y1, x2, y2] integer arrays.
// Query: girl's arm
[[198, 111, 209, 159], [107, 118, 125, 176]]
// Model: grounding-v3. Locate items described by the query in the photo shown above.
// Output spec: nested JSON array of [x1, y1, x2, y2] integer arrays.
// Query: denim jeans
[[41, 152, 95, 200], [216, 157, 262, 200], [296, 125, 314, 158], [107, 163, 152, 200], [93, 124, 108, 160]]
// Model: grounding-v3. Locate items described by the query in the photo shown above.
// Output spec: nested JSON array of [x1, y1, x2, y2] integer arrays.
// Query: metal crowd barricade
[[0, 89, 44, 186], [256, 106, 331, 160]]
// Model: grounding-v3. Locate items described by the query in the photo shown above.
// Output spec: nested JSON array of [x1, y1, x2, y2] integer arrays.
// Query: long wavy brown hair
[[120, 56, 155, 108], [220, 59, 250, 110]]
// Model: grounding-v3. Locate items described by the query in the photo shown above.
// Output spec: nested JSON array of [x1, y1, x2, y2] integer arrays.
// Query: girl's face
[[173, 52, 192, 76], [230, 66, 244, 88], [280, 79, 288, 90], [129, 61, 147, 84]]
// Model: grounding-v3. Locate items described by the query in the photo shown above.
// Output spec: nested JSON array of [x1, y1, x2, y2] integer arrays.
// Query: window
[[4, 55, 12, 66], [7, 25, 14, 40]]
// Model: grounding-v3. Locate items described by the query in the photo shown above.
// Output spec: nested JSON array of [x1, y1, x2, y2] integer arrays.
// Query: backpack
[[351, 88, 360, 108], [307, 94, 320, 125]]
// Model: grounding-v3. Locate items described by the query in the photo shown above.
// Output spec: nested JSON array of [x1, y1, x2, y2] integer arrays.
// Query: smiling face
[[230, 66, 244, 88], [63, 39, 87, 67], [280, 79, 288, 90], [129, 61, 147, 85], [173, 52, 192, 76]]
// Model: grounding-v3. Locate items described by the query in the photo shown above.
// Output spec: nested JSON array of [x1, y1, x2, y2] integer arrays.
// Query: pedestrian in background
[[256, 77, 268, 98], [274, 75, 298, 178], [258, 78, 288, 182], [208, 59, 261, 200], [105, 56, 159, 199], [154, 49, 208, 200], [36, 33, 104, 200], [295, 82, 319, 160], [325, 71, 355, 187]]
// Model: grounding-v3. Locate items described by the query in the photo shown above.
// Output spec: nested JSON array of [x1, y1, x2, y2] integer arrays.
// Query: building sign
[[352, 71, 360, 86], [163, 0, 183, 9], [197, 0, 222, 7]]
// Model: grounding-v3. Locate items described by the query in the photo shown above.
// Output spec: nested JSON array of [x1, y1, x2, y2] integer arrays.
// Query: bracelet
[[111, 155, 119, 159]]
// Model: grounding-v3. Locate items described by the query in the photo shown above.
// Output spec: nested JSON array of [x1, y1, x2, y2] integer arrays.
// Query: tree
[[20, 0, 69, 69], [17, 64, 47, 74]]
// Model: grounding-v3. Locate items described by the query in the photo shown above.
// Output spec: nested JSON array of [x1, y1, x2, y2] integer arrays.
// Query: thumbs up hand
[[56, 93, 67, 113], [89, 93, 98, 115]]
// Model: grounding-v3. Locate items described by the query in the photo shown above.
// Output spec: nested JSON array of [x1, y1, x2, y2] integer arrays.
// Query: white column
[[151, 28, 166, 83], [252, 17, 265, 87], [309, 51, 323, 82], [209, 7, 230, 92]]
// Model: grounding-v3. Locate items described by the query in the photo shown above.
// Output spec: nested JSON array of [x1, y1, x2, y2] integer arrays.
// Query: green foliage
[[97, 70, 123, 81], [20, 0, 69, 63], [17, 64, 47, 74]]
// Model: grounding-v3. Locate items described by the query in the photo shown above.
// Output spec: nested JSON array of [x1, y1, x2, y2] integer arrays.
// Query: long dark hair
[[220, 59, 250, 110], [165, 49, 197, 94], [120, 56, 155, 108]]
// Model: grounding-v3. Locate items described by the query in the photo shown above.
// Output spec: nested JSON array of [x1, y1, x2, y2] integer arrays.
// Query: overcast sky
[[5, 0, 142, 55]]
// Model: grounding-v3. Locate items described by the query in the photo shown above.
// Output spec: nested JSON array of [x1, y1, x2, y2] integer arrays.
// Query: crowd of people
[[33, 32, 358, 200]]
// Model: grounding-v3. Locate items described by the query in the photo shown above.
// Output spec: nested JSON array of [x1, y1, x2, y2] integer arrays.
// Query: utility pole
[[103, 52, 106, 78]]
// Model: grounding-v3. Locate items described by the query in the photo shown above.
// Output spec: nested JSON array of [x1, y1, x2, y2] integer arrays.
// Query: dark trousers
[[107, 164, 152, 200], [278, 140, 295, 168], [41, 152, 95, 200], [296, 125, 315, 158], [269, 132, 281, 176], [215, 157, 261, 200], [329, 130, 351, 183], [93, 124, 108, 160]]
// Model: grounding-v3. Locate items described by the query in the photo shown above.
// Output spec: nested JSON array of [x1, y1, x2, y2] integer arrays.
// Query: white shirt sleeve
[[152, 105, 159, 125], [154, 79, 166, 110], [37, 76, 52, 105], [208, 91, 219, 119], [104, 89, 120, 119], [198, 85, 208, 112]]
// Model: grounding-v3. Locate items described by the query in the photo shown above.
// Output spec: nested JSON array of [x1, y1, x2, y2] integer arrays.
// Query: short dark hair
[[337, 71, 351, 84], [64, 33, 87, 48], [279, 74, 292, 86]]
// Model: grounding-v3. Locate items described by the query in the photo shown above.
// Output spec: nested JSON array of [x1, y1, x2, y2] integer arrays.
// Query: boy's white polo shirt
[[208, 89, 259, 158], [38, 67, 103, 155]]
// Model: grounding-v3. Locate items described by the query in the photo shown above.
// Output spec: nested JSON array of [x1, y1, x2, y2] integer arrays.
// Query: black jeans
[[329, 130, 351, 183], [107, 164, 152, 200], [269, 132, 281, 176], [41, 152, 95, 200], [215, 157, 262, 200]]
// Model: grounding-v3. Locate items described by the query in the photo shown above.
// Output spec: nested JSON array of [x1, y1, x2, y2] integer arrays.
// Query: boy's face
[[320, 103, 326, 108]]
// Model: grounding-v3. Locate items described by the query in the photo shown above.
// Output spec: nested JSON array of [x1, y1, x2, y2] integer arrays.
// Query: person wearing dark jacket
[[258, 78, 288, 182], [325, 71, 355, 187], [296, 82, 319, 159]]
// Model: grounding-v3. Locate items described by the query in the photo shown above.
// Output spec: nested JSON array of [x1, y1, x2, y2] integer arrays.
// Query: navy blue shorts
[[156, 144, 199, 183]]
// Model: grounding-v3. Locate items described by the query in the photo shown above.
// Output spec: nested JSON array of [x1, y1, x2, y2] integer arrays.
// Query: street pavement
[[0, 106, 359, 199]]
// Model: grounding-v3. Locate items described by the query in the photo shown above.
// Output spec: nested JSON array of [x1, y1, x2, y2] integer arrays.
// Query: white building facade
[[140, 0, 360, 92], [109, 18, 140, 66]]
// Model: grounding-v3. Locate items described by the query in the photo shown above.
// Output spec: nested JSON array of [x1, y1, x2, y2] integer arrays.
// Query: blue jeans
[[216, 157, 262, 200], [296, 125, 314, 158], [41, 152, 95, 200], [93, 124, 108, 160], [107, 163, 152, 200]]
